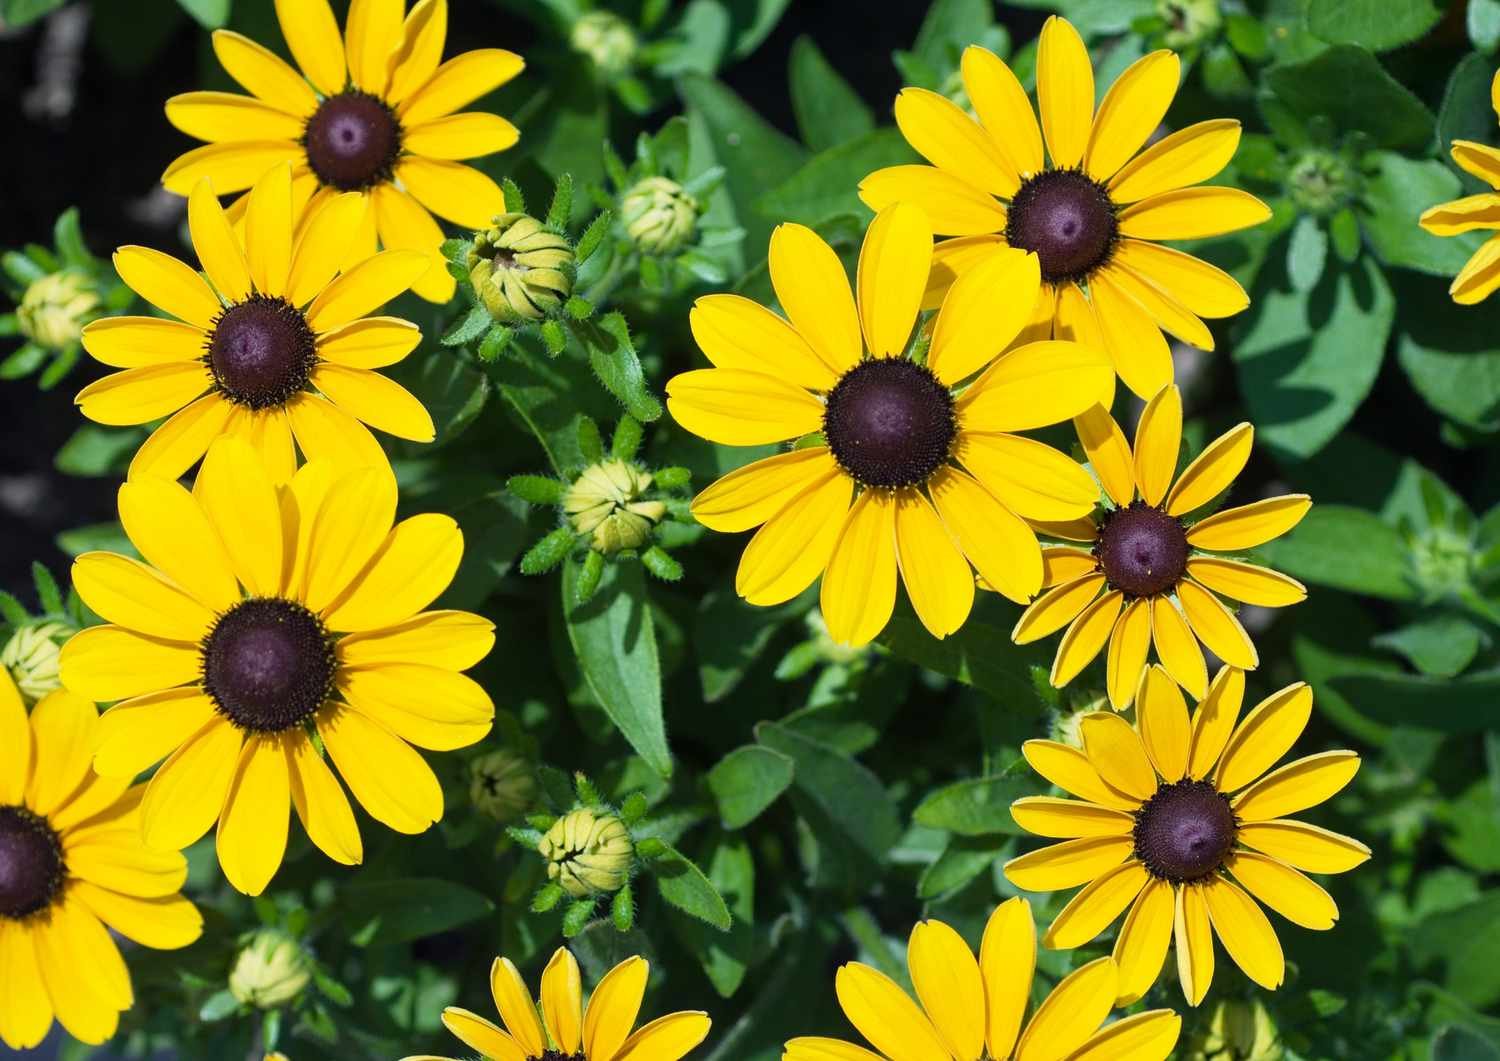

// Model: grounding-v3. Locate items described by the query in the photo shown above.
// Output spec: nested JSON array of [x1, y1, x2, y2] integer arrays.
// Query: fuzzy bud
[[620, 177, 699, 255], [538, 808, 634, 898], [229, 932, 310, 1010], [18, 272, 98, 351], [469, 748, 538, 824], [571, 11, 637, 76], [564, 460, 667, 555], [2, 620, 74, 704], [467, 214, 573, 322]]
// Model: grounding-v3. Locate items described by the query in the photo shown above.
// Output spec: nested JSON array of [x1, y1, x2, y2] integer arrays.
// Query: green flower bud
[[620, 177, 699, 255], [538, 808, 634, 898], [17, 272, 99, 351], [1185, 999, 1281, 1061], [1410, 524, 1474, 601], [564, 460, 667, 555], [2, 620, 74, 704], [571, 11, 637, 76], [1286, 149, 1356, 216], [469, 748, 538, 824], [1157, 0, 1223, 50], [467, 214, 573, 322], [229, 932, 310, 1010]]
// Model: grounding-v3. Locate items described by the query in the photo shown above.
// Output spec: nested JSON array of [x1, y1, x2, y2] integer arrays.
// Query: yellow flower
[[57, 437, 496, 897], [1005, 666, 1370, 1006], [784, 896, 1181, 1061], [1418, 68, 1500, 304], [668, 203, 1114, 647], [1012, 384, 1309, 710], [75, 167, 434, 484], [861, 15, 1270, 399], [0, 672, 202, 1050], [162, 0, 523, 302], [407, 947, 711, 1061]]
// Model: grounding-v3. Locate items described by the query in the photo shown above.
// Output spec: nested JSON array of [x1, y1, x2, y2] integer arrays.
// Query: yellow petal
[[404, 112, 520, 160], [583, 956, 648, 1061], [0, 675, 29, 805], [317, 702, 443, 833], [1236, 820, 1371, 874], [1112, 879, 1175, 1005], [187, 179, 253, 304], [317, 316, 422, 370], [141, 716, 243, 851], [1036, 15, 1094, 169], [924, 235, 1011, 309], [1015, 955, 1116, 1061], [25, 691, 97, 816], [895, 86, 1018, 197], [1227, 851, 1338, 930], [116, 475, 240, 614], [1418, 192, 1500, 236], [344, 0, 404, 94], [1113, 239, 1249, 318], [385, 0, 448, 105], [323, 514, 461, 631], [1231, 751, 1360, 822], [161, 140, 303, 198], [1043, 545, 1100, 586], [490, 957, 546, 1056], [210, 29, 319, 117], [243, 163, 294, 297], [1202, 875, 1284, 990], [1450, 140, 1500, 191], [195, 435, 283, 597], [1012, 572, 1104, 644], [957, 339, 1114, 432], [306, 249, 430, 331], [1174, 882, 1215, 1006], [1120, 187, 1273, 241], [127, 393, 235, 482], [285, 391, 391, 472], [691, 447, 837, 533], [1106, 598, 1152, 711], [784, 1037, 885, 1061], [962, 45, 1043, 178], [1070, 1010, 1182, 1061], [1188, 494, 1311, 551], [833, 963, 950, 1061], [857, 203, 931, 358], [1010, 796, 1134, 838], [59, 627, 200, 704], [216, 735, 291, 896], [286, 732, 363, 865], [1215, 682, 1312, 793], [1178, 580, 1259, 669], [1108, 119, 1243, 203], [978, 897, 1034, 1061], [80, 316, 206, 369], [612, 1012, 713, 1061], [1074, 403, 1134, 509], [273, 0, 347, 97], [819, 490, 898, 647], [63, 830, 187, 900], [166, 91, 305, 144], [1186, 665, 1244, 781], [399, 48, 526, 125], [286, 192, 369, 308], [75, 362, 213, 427], [1187, 558, 1306, 608], [1044, 860, 1149, 949], [734, 468, 851, 607], [769, 222, 863, 372], [1104, 260, 1214, 350], [908, 919, 985, 1061], [689, 293, 839, 389], [1004, 835, 1134, 892], [957, 432, 1100, 521], [396, 156, 506, 229], [858, 165, 1009, 238], [313, 364, 435, 442], [894, 489, 974, 640], [1081, 710, 1157, 800], [1150, 596, 1207, 700], [1087, 270, 1173, 401], [1450, 232, 1500, 304], [540, 949, 583, 1055], [338, 610, 493, 671], [1021, 739, 1140, 811], [1133, 384, 1181, 507], [224, 405, 297, 485], [929, 247, 1043, 385], [1137, 666, 1190, 781], [303, 465, 398, 613], [1165, 423, 1252, 517], [31, 901, 119, 1045], [371, 183, 453, 302], [1085, 50, 1180, 181], [666, 367, 825, 446], [71, 553, 215, 642], [337, 664, 492, 751], [929, 466, 1043, 605], [441, 1009, 528, 1061], [1052, 591, 1123, 688], [93, 688, 217, 780]]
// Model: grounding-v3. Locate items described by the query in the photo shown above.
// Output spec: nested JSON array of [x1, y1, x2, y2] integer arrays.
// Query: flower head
[[784, 896, 1181, 1061], [58, 438, 496, 896], [1006, 665, 1370, 1006], [467, 211, 575, 322], [670, 203, 1114, 647], [18, 272, 99, 351], [1013, 384, 1310, 709], [0, 673, 202, 1049], [571, 10, 638, 76], [862, 16, 1269, 398], [1418, 68, 1500, 304], [405, 947, 710, 1061], [163, 0, 524, 302], [565, 459, 668, 554]]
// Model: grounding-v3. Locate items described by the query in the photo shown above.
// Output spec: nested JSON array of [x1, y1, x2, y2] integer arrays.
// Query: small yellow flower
[[163, 0, 525, 302], [0, 672, 202, 1050], [406, 947, 711, 1061], [1006, 665, 1370, 1006], [75, 165, 435, 484], [540, 808, 634, 898], [1418, 68, 1500, 304], [57, 437, 496, 896], [862, 15, 1270, 398], [784, 896, 1181, 1061], [1013, 384, 1310, 709], [670, 203, 1115, 647]]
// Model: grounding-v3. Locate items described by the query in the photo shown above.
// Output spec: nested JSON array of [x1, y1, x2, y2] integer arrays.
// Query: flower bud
[[1286, 150, 1355, 216], [469, 748, 538, 824], [2, 620, 74, 704], [1157, 0, 1223, 50], [1185, 999, 1281, 1061], [571, 11, 637, 76], [467, 214, 573, 322], [17, 272, 99, 351], [229, 932, 311, 1010], [564, 460, 667, 555], [620, 177, 699, 255], [539, 808, 634, 898]]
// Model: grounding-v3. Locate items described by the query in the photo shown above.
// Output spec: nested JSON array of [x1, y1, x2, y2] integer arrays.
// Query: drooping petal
[[929, 247, 1043, 385], [1236, 820, 1371, 874], [1043, 860, 1150, 949], [1231, 751, 1361, 822], [1177, 580, 1259, 670], [857, 203, 931, 358], [1014, 956, 1117, 1061], [399, 48, 526, 125], [979, 897, 1034, 1061], [957, 432, 1100, 521], [1227, 851, 1338, 930], [216, 735, 291, 896], [93, 688, 218, 781], [317, 702, 443, 833], [833, 963, 950, 1061], [1081, 711, 1157, 800], [1137, 665, 1191, 781], [929, 466, 1043, 605], [1187, 665, 1244, 780], [819, 490, 898, 647], [908, 919, 986, 1061], [1051, 591, 1123, 688], [893, 490, 974, 640], [396, 156, 506, 229], [1132, 384, 1181, 507], [1012, 573, 1105, 644], [956, 340, 1114, 432], [1150, 596, 1208, 700], [75, 363, 214, 427], [1202, 876, 1285, 990], [1112, 879, 1175, 1005], [1074, 403, 1135, 509], [140, 717, 243, 851], [1106, 598, 1152, 711], [1004, 835, 1134, 892], [1215, 682, 1313, 793]]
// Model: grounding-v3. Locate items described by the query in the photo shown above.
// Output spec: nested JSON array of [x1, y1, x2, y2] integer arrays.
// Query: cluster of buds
[[1, 563, 82, 704], [511, 415, 690, 603]]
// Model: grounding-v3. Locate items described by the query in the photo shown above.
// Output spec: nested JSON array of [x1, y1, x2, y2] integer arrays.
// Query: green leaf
[[581, 313, 663, 423], [561, 558, 671, 777], [52, 208, 92, 269], [707, 745, 795, 829], [1472, 0, 1500, 51], [669, 837, 755, 996], [1287, 214, 1328, 292], [340, 878, 494, 946], [386, 354, 489, 446], [1267, 44, 1436, 151], [649, 840, 732, 930], [1394, 272, 1500, 432], [695, 588, 794, 702], [1255, 506, 1416, 600], [57, 522, 132, 557], [1434, 1026, 1500, 1061], [1412, 892, 1500, 1009], [1233, 253, 1393, 460], [440, 306, 491, 347], [1336, 667, 1500, 732], [911, 769, 1036, 837], [174, 0, 230, 28], [31, 563, 63, 615], [788, 36, 874, 151], [1373, 614, 1486, 678], [917, 836, 1009, 900], [756, 130, 919, 228], [197, 989, 239, 1022], [1306, 0, 1444, 52], [1361, 152, 1486, 276], [0, 0, 68, 29], [896, 0, 1004, 89], [878, 615, 1051, 711]]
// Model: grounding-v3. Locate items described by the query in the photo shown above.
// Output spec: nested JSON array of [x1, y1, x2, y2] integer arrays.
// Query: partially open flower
[[17, 272, 99, 351], [621, 176, 699, 255], [539, 808, 634, 898], [467, 213, 574, 322], [565, 460, 668, 554], [1, 620, 74, 704]]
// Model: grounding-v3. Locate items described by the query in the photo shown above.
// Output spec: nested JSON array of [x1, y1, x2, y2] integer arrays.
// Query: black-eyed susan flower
[[1418, 68, 1500, 304], [407, 947, 711, 1061], [668, 203, 1113, 647], [75, 167, 433, 483], [1005, 666, 1369, 1007], [784, 896, 1181, 1061], [1012, 384, 1309, 710], [0, 672, 202, 1050], [162, 0, 522, 302], [57, 437, 495, 897], [861, 15, 1270, 399]]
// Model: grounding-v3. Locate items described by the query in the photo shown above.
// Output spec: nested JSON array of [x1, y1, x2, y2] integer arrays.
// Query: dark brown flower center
[[822, 358, 956, 489], [0, 805, 64, 920], [1005, 169, 1118, 284], [303, 90, 403, 192], [1094, 501, 1189, 599], [537, 1053, 587, 1061], [1134, 779, 1237, 882], [201, 599, 336, 733], [207, 294, 318, 410]]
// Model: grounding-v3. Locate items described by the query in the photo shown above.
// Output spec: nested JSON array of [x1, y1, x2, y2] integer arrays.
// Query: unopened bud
[[571, 11, 637, 76], [564, 460, 666, 555], [1185, 998, 1282, 1061], [2, 621, 73, 703], [469, 748, 538, 824], [538, 808, 634, 898], [467, 214, 573, 322], [229, 932, 310, 1010], [621, 177, 698, 255], [18, 272, 98, 350]]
